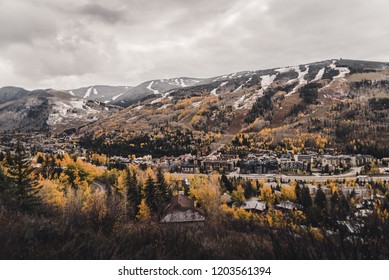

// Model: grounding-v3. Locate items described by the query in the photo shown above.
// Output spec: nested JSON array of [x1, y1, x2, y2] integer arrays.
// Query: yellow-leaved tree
[[260, 185, 275, 206], [136, 199, 150, 221], [189, 174, 221, 218]]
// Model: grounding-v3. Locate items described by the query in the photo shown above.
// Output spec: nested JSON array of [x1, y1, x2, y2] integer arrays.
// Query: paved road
[[171, 168, 389, 182], [90, 180, 106, 192]]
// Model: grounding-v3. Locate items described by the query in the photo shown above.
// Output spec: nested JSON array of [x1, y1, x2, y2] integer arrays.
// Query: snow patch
[[324, 60, 351, 89], [147, 81, 159, 94], [192, 101, 202, 108], [47, 99, 99, 126], [69, 91, 75, 96], [151, 96, 164, 104], [112, 92, 124, 101], [134, 105, 144, 111], [83, 87, 92, 99], [158, 104, 171, 110], [220, 81, 228, 87], [233, 85, 243, 93], [180, 79, 187, 87], [260, 75, 276, 90], [313, 68, 325, 81], [211, 88, 219, 96], [234, 94, 246, 109], [93, 88, 98, 95], [285, 66, 310, 97]]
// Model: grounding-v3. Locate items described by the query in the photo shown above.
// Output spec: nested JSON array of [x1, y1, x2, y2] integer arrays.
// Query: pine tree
[[144, 175, 157, 212], [0, 166, 10, 207], [125, 168, 140, 219], [301, 186, 312, 209], [295, 184, 302, 204], [220, 174, 234, 193], [6, 142, 41, 211], [314, 186, 326, 209], [156, 168, 171, 208]]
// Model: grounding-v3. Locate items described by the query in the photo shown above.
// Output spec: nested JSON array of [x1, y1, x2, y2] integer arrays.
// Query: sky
[[1, 0, 388, 90]]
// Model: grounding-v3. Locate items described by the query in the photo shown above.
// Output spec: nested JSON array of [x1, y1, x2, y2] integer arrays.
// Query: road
[[90, 180, 106, 192], [171, 167, 389, 182]]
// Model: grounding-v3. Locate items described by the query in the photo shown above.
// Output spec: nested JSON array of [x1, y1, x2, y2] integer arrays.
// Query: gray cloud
[[80, 3, 125, 24], [1, 0, 389, 90]]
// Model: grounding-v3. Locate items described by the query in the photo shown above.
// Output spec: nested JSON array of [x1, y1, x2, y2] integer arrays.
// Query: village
[[1, 132, 389, 229]]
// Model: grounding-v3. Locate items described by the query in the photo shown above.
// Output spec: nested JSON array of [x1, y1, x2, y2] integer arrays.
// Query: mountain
[[111, 77, 206, 107], [66, 85, 133, 103], [77, 59, 389, 158], [0, 87, 121, 133]]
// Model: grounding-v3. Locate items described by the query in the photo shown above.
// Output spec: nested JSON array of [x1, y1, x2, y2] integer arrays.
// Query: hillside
[[77, 59, 389, 158], [66, 85, 133, 104], [0, 87, 121, 133]]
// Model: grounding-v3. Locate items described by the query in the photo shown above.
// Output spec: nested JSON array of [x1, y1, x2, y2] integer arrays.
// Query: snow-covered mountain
[[66, 85, 133, 104], [0, 87, 121, 133], [111, 77, 205, 107]]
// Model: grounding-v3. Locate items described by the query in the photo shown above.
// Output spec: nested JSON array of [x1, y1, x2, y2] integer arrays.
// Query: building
[[160, 193, 205, 223], [202, 160, 233, 172], [241, 198, 266, 212], [276, 200, 303, 211], [294, 154, 316, 164], [280, 160, 306, 172], [239, 157, 278, 174]]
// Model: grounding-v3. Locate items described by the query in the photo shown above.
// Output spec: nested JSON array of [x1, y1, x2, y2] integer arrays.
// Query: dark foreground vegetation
[[1, 209, 388, 259]]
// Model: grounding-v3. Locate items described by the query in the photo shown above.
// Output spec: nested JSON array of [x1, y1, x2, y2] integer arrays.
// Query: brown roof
[[163, 194, 204, 215]]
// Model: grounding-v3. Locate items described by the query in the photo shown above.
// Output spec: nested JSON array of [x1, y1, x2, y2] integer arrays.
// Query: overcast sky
[[1, 0, 389, 90]]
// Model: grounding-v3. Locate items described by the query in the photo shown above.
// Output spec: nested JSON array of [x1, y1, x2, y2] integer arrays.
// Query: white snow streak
[[233, 85, 243, 93], [192, 101, 202, 108], [83, 87, 92, 99], [260, 74, 276, 90], [313, 68, 325, 81], [147, 81, 159, 94], [157, 104, 172, 110], [112, 92, 124, 101], [285, 66, 310, 96]]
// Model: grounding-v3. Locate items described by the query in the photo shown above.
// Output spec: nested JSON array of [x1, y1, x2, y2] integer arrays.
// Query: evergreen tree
[[6, 143, 41, 211], [125, 168, 141, 219], [156, 168, 172, 208], [314, 186, 326, 209], [144, 175, 158, 212], [0, 166, 10, 206], [243, 180, 255, 198], [295, 184, 302, 204], [220, 174, 234, 193], [330, 190, 339, 217], [301, 186, 313, 209]]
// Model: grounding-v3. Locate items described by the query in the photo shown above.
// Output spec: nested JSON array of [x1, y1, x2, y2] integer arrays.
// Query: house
[[241, 198, 266, 212], [160, 193, 205, 223], [276, 200, 303, 211]]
